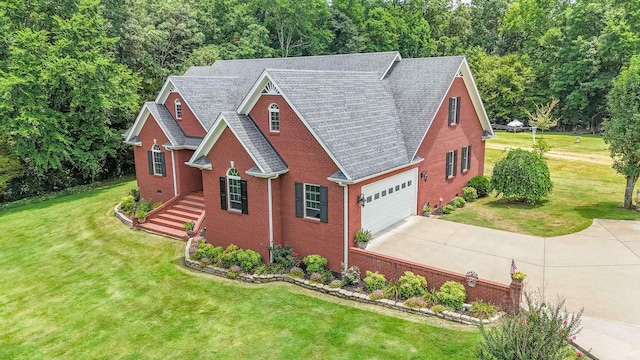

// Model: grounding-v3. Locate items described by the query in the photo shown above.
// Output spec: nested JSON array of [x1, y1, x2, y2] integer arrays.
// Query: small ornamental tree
[[603, 55, 640, 209], [491, 149, 552, 204]]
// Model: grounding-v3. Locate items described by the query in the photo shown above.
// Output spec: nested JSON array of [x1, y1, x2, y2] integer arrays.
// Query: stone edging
[[114, 204, 133, 227], [183, 238, 502, 326]]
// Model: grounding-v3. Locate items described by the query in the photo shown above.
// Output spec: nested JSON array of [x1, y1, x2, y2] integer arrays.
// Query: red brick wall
[[134, 113, 175, 203], [249, 94, 345, 271], [350, 248, 521, 311], [202, 126, 271, 263], [165, 92, 207, 138], [415, 77, 486, 210], [174, 150, 203, 194]]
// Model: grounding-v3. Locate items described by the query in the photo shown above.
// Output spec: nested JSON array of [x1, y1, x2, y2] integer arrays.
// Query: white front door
[[361, 168, 418, 234]]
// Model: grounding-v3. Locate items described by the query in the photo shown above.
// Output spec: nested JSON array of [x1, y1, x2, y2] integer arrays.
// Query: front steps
[[139, 193, 204, 240]]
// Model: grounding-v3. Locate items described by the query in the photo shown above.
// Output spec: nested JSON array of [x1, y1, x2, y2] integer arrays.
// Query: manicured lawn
[[0, 181, 479, 359], [444, 133, 640, 236], [487, 131, 610, 158]]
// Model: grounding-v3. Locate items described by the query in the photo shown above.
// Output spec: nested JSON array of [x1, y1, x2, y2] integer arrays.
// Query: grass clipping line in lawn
[[444, 132, 640, 236], [0, 180, 480, 359]]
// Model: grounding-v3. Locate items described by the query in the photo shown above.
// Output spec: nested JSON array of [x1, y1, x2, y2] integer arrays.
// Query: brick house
[[124, 52, 494, 272]]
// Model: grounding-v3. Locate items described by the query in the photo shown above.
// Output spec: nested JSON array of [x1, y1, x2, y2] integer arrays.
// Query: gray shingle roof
[[183, 52, 400, 104], [220, 112, 287, 174], [385, 57, 464, 157], [145, 102, 204, 148], [267, 69, 409, 180], [168, 76, 243, 129]]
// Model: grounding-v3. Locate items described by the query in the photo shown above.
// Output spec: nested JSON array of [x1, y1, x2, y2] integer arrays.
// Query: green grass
[[0, 180, 479, 359], [487, 131, 610, 157], [444, 133, 640, 236]]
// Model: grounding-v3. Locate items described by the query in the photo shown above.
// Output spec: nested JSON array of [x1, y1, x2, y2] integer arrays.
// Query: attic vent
[[455, 70, 463, 78], [261, 81, 280, 95], [169, 86, 175, 92]]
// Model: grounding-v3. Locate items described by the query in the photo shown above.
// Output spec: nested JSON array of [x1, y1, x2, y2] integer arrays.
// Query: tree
[[526, 99, 560, 137], [491, 149, 553, 204], [603, 55, 640, 209]]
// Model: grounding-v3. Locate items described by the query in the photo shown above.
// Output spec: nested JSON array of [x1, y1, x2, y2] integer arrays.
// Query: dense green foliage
[[467, 176, 492, 198], [302, 254, 328, 274], [603, 55, 640, 209], [2, 0, 639, 202], [462, 186, 478, 202], [363, 270, 387, 292], [491, 149, 553, 204], [478, 293, 582, 360], [436, 281, 467, 310], [397, 271, 427, 299]]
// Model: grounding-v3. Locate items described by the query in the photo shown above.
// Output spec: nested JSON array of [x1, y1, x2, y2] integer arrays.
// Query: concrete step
[[139, 222, 187, 239], [148, 217, 185, 230], [157, 212, 196, 223], [172, 204, 204, 214], [178, 199, 204, 208], [183, 194, 204, 202], [165, 208, 202, 219]]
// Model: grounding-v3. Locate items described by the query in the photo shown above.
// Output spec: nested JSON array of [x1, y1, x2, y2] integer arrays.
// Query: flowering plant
[[511, 271, 527, 283]]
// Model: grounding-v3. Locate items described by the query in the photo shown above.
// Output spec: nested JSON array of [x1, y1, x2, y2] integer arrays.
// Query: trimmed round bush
[[442, 204, 455, 214], [436, 281, 467, 310], [302, 254, 328, 274], [451, 196, 466, 208], [398, 271, 427, 299], [466, 175, 491, 198], [491, 148, 553, 204], [462, 186, 478, 202], [364, 271, 387, 292], [237, 249, 262, 272]]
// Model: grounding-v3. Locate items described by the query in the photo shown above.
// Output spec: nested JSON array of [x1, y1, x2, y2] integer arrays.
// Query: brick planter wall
[[349, 247, 522, 312]]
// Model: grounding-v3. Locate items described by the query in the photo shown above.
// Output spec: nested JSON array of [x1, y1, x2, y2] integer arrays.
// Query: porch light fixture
[[420, 171, 428, 182], [357, 193, 366, 207]]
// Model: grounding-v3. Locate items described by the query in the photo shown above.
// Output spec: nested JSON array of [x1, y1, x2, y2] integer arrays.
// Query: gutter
[[327, 157, 424, 185]]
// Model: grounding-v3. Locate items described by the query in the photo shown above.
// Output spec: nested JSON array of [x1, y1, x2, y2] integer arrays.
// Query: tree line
[[0, 0, 638, 202]]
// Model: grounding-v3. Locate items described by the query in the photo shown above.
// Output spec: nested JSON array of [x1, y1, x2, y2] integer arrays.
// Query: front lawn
[[444, 133, 640, 236], [0, 181, 479, 359]]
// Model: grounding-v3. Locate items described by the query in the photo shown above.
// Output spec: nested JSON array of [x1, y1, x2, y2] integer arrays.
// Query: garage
[[361, 168, 418, 234]]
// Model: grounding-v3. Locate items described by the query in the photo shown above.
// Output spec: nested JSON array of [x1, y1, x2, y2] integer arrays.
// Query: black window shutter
[[319, 186, 328, 223], [219, 177, 227, 210], [445, 152, 451, 179], [456, 96, 461, 124], [453, 150, 458, 176], [147, 151, 154, 175], [159, 152, 166, 177], [295, 182, 303, 218], [240, 180, 248, 214], [448, 98, 455, 126], [468, 145, 472, 169]]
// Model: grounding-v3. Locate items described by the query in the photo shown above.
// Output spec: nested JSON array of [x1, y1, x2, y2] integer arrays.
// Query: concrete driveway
[[366, 216, 640, 359]]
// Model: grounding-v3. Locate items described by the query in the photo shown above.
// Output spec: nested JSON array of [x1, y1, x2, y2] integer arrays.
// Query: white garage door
[[361, 168, 418, 234]]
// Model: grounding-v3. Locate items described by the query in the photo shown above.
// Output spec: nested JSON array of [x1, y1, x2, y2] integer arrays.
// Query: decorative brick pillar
[[509, 282, 524, 314]]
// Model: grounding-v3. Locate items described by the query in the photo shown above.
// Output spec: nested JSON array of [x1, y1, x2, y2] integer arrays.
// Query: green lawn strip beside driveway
[[0, 180, 479, 359]]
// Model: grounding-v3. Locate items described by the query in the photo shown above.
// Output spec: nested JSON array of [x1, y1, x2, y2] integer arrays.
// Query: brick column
[[509, 281, 524, 313]]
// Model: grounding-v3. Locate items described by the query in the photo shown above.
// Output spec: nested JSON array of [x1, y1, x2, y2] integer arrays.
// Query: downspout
[[268, 177, 274, 263], [171, 150, 178, 196], [339, 182, 349, 268]]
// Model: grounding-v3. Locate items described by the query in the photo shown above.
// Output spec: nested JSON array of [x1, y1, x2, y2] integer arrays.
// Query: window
[[446, 150, 458, 179], [175, 99, 182, 119], [448, 96, 461, 126], [402, 182, 406, 189], [295, 182, 328, 222], [461, 145, 472, 172], [219, 169, 248, 214], [407, 180, 412, 187], [374, 193, 380, 200], [382, 190, 387, 197], [269, 103, 280, 132], [147, 144, 165, 176]]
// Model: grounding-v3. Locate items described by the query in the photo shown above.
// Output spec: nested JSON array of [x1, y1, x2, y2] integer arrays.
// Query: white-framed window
[[175, 99, 182, 119], [446, 150, 458, 179], [152, 144, 163, 175], [461, 145, 472, 172], [269, 103, 280, 132], [305, 183, 321, 219], [448, 96, 460, 126], [227, 168, 242, 211]]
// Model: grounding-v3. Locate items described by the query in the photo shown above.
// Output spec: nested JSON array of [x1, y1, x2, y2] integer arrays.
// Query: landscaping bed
[[184, 237, 503, 326]]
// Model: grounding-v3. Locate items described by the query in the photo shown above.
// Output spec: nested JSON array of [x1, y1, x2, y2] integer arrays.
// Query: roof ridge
[[211, 51, 400, 64], [265, 68, 379, 75], [169, 75, 239, 79]]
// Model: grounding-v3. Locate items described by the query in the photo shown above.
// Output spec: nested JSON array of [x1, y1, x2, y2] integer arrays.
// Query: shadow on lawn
[[571, 201, 640, 220], [483, 198, 549, 209]]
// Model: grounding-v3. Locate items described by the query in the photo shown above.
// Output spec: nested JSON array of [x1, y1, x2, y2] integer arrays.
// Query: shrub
[[423, 288, 439, 307], [137, 198, 154, 213], [383, 281, 402, 300], [478, 293, 583, 360], [442, 204, 455, 214], [227, 265, 242, 279], [302, 254, 328, 274], [398, 271, 427, 299], [321, 271, 334, 283], [194, 243, 223, 262], [253, 264, 272, 275], [129, 187, 140, 201], [470, 300, 498, 319], [135, 208, 148, 220], [354, 228, 372, 243], [363, 271, 387, 292], [532, 138, 553, 155], [328, 279, 343, 289], [237, 249, 262, 272], [467, 175, 491, 198], [220, 244, 242, 268], [120, 195, 135, 213], [309, 272, 324, 284], [431, 305, 447, 314], [369, 289, 385, 300], [340, 263, 361, 285], [404, 297, 428, 308], [288, 266, 305, 278], [491, 148, 553, 204], [462, 187, 478, 202], [436, 281, 467, 310], [451, 196, 466, 208], [269, 244, 300, 268]]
